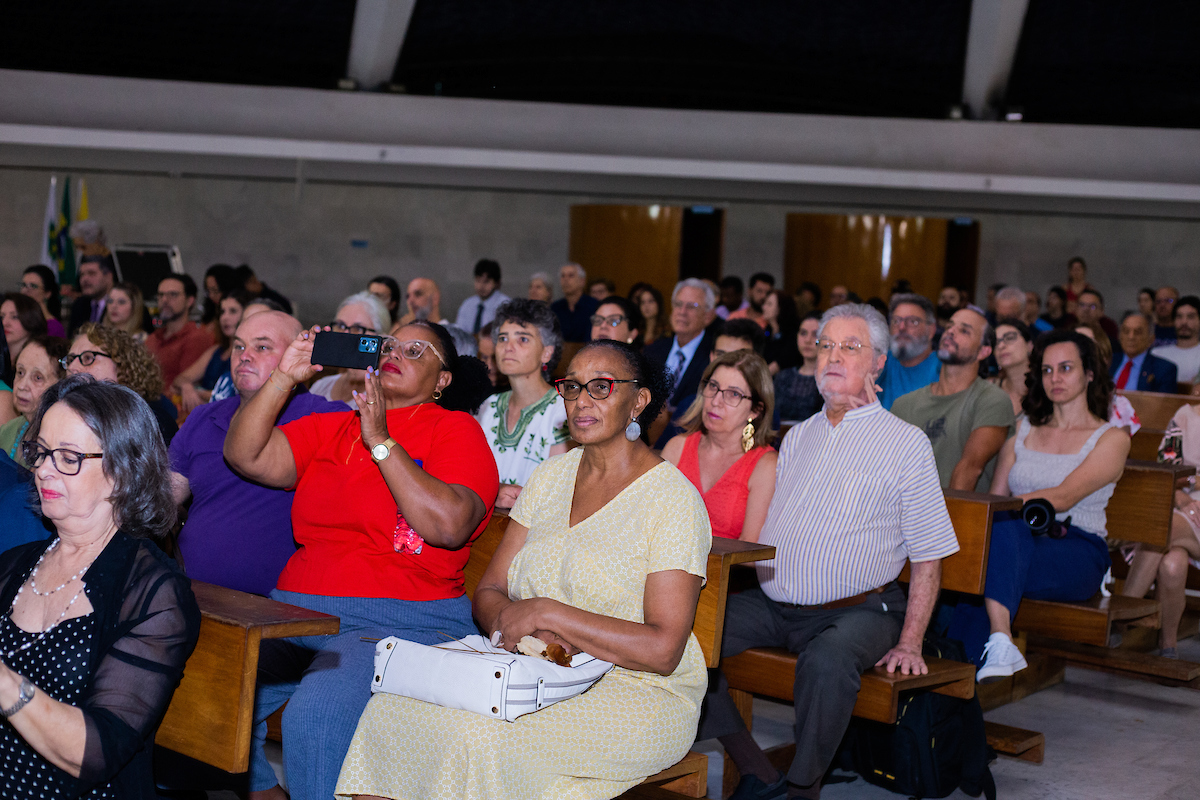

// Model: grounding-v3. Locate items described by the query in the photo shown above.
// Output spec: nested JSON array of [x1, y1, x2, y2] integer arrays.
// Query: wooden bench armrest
[[897, 491, 1019, 596], [158, 584, 340, 772], [1109, 460, 1196, 550]]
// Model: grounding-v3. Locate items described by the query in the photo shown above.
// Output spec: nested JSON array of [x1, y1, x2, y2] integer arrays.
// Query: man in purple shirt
[[169, 310, 346, 595]]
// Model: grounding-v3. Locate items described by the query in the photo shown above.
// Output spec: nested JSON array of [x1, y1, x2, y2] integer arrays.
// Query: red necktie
[[1116, 359, 1133, 390]]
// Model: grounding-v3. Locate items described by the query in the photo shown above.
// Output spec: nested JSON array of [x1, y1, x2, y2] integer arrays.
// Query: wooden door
[[569, 205, 683, 299], [783, 213, 950, 304]]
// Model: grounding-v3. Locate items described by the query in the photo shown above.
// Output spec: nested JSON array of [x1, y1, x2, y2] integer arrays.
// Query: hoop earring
[[625, 418, 642, 442], [432, 389, 443, 401], [741, 419, 755, 453]]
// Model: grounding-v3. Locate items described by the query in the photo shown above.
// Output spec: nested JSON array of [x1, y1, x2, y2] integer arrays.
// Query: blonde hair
[[103, 282, 146, 337], [678, 350, 775, 448], [77, 323, 164, 402]]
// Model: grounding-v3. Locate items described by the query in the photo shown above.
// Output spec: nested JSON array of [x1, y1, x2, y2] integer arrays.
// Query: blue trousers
[[249, 590, 476, 799], [948, 514, 1110, 664]]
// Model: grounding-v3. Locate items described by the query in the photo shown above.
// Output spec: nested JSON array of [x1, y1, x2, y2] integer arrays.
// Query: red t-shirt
[[278, 404, 499, 600]]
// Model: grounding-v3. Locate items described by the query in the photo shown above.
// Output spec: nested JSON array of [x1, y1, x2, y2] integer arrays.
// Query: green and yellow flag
[[48, 176, 75, 287]]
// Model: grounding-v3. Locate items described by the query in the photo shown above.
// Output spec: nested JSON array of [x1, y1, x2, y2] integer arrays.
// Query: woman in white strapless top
[[949, 330, 1130, 682]]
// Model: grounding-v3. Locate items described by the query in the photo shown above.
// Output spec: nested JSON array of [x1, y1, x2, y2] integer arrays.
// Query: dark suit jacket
[[644, 328, 715, 409], [1111, 351, 1178, 393]]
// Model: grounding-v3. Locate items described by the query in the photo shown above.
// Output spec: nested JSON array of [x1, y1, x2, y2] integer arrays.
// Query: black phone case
[[312, 331, 384, 370]]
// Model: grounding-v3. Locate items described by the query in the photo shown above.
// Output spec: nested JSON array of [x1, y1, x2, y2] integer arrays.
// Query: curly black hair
[[405, 320, 493, 415], [1023, 329, 1113, 425], [571, 339, 668, 430]]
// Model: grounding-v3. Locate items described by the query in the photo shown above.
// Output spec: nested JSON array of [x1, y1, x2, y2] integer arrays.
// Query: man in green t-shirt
[[892, 307, 1015, 492]]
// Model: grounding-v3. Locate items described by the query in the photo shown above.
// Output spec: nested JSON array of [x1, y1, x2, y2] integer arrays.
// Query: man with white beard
[[697, 303, 958, 800], [877, 293, 940, 410]]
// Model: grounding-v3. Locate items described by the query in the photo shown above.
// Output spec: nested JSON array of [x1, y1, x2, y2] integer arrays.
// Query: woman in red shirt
[[662, 351, 777, 541], [225, 320, 499, 800]]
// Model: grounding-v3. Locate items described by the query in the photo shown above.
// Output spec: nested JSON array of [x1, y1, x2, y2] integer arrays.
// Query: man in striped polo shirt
[[699, 303, 960, 800]]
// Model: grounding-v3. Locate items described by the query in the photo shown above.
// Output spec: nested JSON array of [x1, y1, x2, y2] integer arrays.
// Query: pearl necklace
[[3, 540, 97, 661], [28, 539, 92, 596]]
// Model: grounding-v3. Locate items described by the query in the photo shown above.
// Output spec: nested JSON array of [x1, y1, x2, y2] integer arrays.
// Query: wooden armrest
[[1109, 460, 1195, 549], [898, 491, 1020, 596], [697, 540, 775, 667]]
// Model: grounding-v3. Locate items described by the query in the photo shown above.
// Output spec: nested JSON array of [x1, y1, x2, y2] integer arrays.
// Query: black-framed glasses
[[60, 351, 113, 369], [590, 314, 627, 329], [327, 321, 376, 335], [554, 378, 639, 401], [701, 380, 751, 405], [22, 442, 103, 475]]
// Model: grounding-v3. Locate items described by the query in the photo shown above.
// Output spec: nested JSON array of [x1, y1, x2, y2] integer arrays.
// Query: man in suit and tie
[[644, 278, 718, 446], [67, 254, 116, 336], [1112, 311, 1178, 393]]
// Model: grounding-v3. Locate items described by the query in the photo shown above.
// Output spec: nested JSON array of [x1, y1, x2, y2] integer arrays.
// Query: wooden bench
[[157, 582, 340, 773], [718, 492, 1034, 795], [1118, 390, 1200, 461], [463, 512, 777, 798], [1012, 460, 1188, 644]]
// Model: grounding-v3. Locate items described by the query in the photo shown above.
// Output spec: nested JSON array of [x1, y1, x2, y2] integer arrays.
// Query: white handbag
[[371, 634, 614, 722]]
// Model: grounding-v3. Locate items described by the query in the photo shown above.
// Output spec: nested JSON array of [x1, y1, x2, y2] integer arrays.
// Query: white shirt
[[455, 291, 512, 333], [757, 402, 959, 605], [1152, 343, 1200, 383]]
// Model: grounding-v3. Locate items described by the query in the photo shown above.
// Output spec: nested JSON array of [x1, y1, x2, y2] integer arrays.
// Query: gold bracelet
[[268, 372, 294, 393]]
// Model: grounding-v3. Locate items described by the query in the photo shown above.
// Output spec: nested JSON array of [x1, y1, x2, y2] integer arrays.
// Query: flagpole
[[39, 175, 57, 267]]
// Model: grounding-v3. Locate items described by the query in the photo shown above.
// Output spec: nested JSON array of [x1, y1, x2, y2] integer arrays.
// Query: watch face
[[372, 443, 389, 460]]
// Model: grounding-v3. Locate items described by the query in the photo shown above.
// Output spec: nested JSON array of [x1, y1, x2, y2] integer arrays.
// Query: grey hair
[[672, 278, 717, 312], [69, 219, 106, 246], [995, 286, 1026, 305], [818, 303, 890, 360], [445, 324, 478, 358], [562, 262, 587, 282], [337, 291, 391, 334], [492, 297, 564, 372], [530, 271, 554, 290], [888, 293, 935, 324]]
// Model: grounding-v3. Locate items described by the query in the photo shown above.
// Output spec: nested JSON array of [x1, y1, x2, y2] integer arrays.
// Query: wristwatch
[[370, 437, 398, 463], [1, 677, 35, 718]]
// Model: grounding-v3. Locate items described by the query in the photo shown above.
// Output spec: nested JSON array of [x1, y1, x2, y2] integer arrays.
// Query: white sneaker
[[976, 633, 1028, 683]]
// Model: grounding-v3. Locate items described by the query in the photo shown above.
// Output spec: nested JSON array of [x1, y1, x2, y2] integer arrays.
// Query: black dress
[[0, 534, 200, 799], [0, 615, 117, 798]]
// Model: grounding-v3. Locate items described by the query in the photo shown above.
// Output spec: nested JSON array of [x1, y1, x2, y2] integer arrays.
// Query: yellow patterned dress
[[335, 448, 712, 800]]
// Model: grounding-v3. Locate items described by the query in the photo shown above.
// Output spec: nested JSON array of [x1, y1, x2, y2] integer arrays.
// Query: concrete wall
[[3, 167, 1198, 325]]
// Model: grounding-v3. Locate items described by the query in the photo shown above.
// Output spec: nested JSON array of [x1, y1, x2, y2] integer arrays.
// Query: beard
[[937, 303, 958, 320], [749, 299, 764, 314], [890, 334, 931, 362], [412, 305, 431, 321], [937, 344, 975, 366]]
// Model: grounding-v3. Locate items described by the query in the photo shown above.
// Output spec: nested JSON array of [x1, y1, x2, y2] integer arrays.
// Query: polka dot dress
[[0, 613, 117, 799], [336, 449, 713, 800]]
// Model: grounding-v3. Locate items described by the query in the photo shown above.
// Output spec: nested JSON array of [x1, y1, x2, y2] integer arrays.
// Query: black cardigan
[[0, 532, 200, 798]]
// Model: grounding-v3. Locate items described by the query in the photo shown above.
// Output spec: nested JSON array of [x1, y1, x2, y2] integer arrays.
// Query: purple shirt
[[170, 390, 347, 596]]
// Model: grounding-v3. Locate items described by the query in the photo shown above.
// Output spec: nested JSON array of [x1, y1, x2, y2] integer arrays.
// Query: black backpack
[[838, 638, 997, 799]]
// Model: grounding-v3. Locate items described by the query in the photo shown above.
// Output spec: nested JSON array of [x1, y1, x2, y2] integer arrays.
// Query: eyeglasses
[[891, 316, 927, 330], [815, 339, 867, 354], [21, 442, 103, 476], [327, 321, 376, 335], [672, 301, 704, 312], [380, 338, 446, 366], [157, 290, 185, 300], [1076, 303, 1099, 312], [60, 351, 113, 369], [701, 380, 750, 405], [554, 377, 639, 401], [590, 314, 627, 328], [18, 281, 43, 292], [996, 332, 1024, 345]]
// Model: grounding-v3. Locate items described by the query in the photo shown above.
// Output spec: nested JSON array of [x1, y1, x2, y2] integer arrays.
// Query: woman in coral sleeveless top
[[663, 350, 777, 541]]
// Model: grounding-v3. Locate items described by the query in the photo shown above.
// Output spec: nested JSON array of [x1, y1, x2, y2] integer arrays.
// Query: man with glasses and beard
[[698, 303, 957, 800], [891, 307, 1015, 492], [877, 293, 940, 410], [146, 274, 214, 388]]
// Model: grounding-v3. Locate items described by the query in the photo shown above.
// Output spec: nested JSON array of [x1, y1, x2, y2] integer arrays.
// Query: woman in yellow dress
[[337, 339, 712, 800]]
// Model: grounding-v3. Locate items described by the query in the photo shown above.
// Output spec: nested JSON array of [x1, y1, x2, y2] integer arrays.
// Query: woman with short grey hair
[[477, 299, 569, 509], [309, 291, 392, 408]]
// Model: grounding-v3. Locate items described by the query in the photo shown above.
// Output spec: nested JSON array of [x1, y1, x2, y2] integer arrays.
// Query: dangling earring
[[625, 417, 642, 442], [741, 419, 756, 453]]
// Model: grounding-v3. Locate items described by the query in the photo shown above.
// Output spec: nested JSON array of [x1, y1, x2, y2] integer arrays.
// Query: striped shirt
[[757, 402, 959, 605]]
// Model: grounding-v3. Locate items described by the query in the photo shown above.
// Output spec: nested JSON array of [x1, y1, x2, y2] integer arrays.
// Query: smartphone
[[312, 331, 384, 370]]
